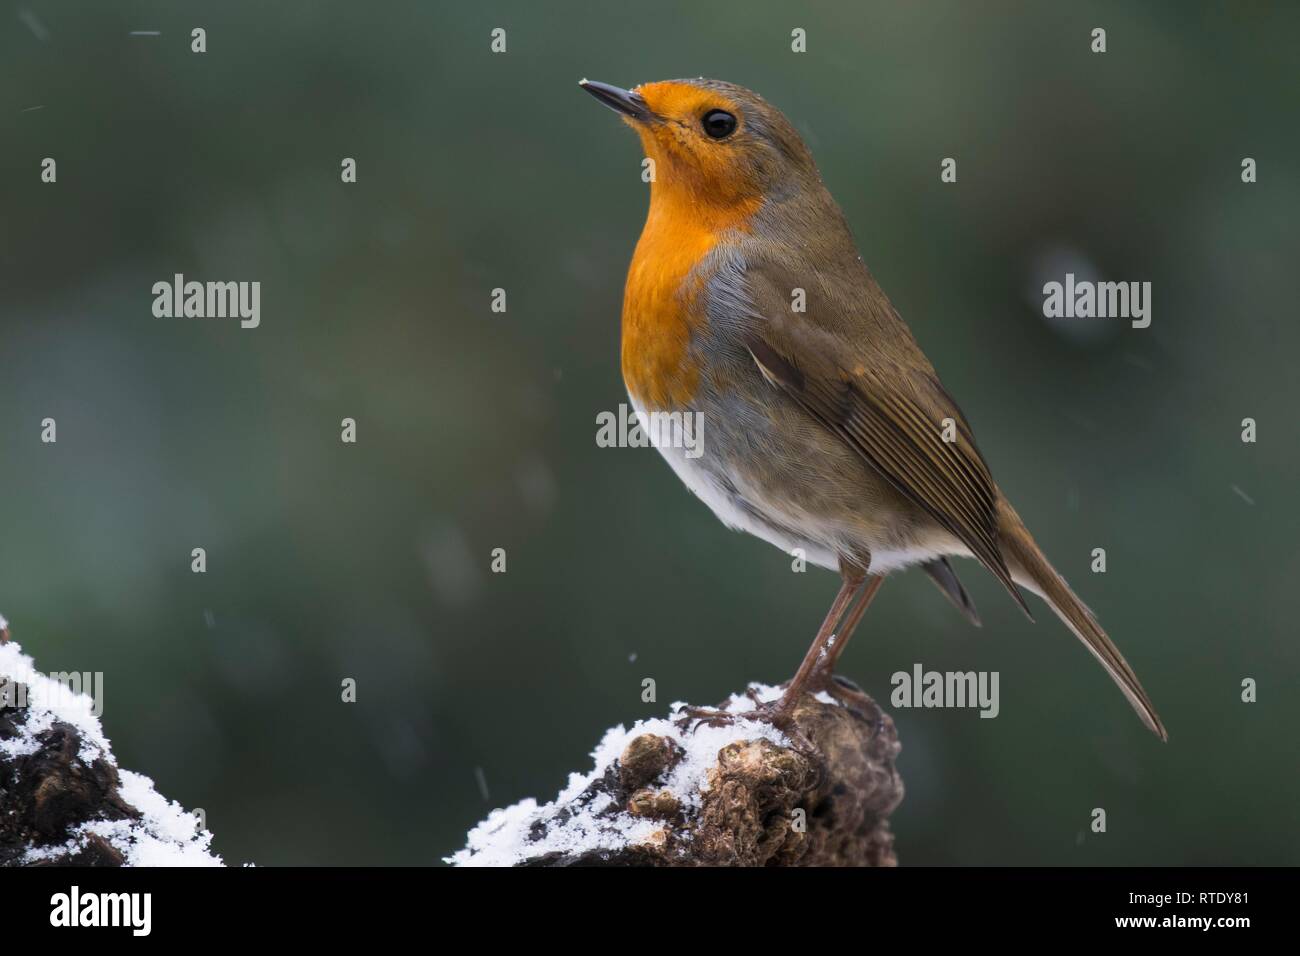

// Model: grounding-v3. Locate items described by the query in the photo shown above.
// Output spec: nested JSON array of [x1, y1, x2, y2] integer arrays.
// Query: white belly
[[628, 395, 964, 576]]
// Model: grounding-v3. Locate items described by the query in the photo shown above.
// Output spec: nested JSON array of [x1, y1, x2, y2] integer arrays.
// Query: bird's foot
[[672, 686, 815, 753], [671, 704, 737, 732], [813, 671, 861, 699], [810, 672, 885, 734]]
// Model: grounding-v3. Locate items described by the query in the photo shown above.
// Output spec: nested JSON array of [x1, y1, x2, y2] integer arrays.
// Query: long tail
[[997, 498, 1168, 741]]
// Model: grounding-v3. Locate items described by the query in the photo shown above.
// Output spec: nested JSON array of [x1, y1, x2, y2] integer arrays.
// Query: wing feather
[[744, 298, 1031, 618]]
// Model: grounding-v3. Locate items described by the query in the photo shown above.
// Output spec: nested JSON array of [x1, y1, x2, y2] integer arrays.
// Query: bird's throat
[[621, 187, 760, 410]]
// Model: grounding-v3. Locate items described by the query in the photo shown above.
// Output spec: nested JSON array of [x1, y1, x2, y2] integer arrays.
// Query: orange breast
[[621, 194, 759, 410]]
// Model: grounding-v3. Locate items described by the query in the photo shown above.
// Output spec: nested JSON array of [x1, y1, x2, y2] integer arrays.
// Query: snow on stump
[[0, 634, 222, 867], [450, 681, 903, 866]]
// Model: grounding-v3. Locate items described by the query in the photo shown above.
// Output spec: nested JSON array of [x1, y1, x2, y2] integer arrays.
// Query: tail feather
[[922, 557, 982, 628], [997, 499, 1168, 741]]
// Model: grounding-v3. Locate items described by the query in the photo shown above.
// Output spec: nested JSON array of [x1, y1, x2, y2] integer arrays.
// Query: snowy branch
[[450, 682, 903, 867], [0, 628, 223, 867]]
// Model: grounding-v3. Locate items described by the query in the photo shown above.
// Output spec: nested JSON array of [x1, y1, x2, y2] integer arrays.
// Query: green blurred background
[[3, 1, 1297, 865]]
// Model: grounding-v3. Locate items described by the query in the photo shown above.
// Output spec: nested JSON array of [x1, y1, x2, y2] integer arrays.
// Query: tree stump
[[450, 680, 904, 867]]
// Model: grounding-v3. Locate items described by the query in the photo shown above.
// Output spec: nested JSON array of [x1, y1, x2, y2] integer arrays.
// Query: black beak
[[579, 79, 653, 121]]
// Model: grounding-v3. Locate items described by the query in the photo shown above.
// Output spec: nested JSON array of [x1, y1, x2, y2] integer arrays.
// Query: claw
[[672, 705, 735, 733]]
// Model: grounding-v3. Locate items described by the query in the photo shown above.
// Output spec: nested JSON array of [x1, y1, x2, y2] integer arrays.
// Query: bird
[[579, 77, 1167, 741]]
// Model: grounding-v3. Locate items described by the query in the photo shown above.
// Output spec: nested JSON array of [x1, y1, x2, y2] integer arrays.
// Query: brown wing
[[743, 281, 1032, 618]]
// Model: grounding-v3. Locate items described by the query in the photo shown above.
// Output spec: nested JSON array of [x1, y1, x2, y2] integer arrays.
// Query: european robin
[[580, 77, 1166, 740]]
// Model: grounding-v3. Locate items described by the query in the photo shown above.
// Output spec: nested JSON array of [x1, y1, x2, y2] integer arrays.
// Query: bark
[[0, 677, 138, 866], [519, 681, 904, 867], [0, 634, 220, 867]]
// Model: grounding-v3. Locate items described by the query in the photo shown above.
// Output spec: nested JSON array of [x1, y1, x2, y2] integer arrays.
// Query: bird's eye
[[701, 109, 737, 139]]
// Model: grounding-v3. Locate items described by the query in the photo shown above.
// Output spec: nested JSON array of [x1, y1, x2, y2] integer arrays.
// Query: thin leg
[[815, 574, 884, 678], [770, 562, 865, 724]]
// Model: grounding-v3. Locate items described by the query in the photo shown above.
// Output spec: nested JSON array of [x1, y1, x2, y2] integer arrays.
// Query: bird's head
[[580, 78, 818, 211]]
